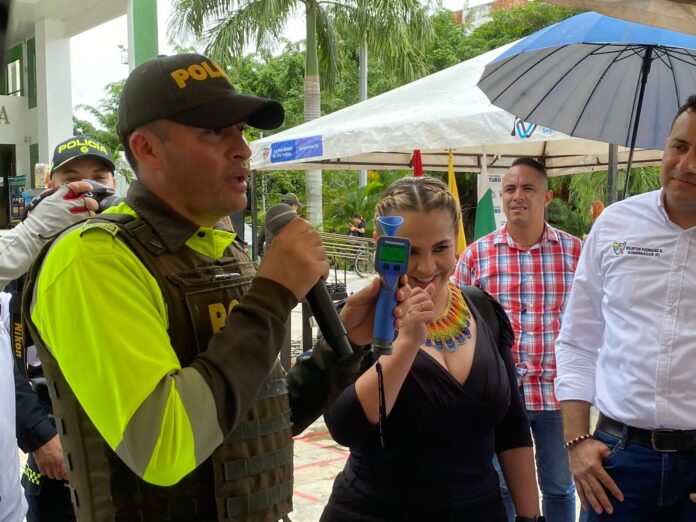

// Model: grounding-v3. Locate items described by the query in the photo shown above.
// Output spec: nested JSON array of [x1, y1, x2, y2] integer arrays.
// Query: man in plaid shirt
[[453, 157, 582, 522]]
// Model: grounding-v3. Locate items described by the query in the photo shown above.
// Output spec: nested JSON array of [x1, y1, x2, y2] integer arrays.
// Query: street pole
[[607, 143, 618, 205]]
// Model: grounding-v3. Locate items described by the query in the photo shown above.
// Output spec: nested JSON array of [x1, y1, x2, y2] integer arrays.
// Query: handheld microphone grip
[[263, 204, 353, 361], [304, 283, 353, 361]]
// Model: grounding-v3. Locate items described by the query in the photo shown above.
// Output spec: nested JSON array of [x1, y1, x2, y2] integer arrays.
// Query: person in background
[[321, 177, 542, 522], [257, 192, 303, 256], [280, 192, 302, 212], [583, 200, 605, 241], [453, 157, 582, 522], [555, 95, 696, 521], [0, 181, 100, 522], [14, 136, 116, 522], [590, 200, 604, 225], [348, 213, 365, 237]]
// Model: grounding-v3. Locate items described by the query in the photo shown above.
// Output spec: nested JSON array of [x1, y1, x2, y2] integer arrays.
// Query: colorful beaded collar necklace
[[425, 281, 472, 353]]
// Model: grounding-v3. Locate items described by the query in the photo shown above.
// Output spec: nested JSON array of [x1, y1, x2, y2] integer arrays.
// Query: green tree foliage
[[322, 170, 407, 236], [565, 167, 660, 233], [464, 1, 581, 53], [72, 80, 124, 158], [169, 0, 434, 226]]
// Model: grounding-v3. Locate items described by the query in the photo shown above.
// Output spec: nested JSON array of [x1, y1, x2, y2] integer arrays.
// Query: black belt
[[596, 414, 696, 453]]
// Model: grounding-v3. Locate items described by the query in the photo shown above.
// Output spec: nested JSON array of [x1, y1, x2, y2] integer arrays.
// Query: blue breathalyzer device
[[372, 216, 410, 356]]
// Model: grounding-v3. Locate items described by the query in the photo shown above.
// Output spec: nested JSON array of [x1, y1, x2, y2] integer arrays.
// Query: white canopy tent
[[250, 43, 662, 176]]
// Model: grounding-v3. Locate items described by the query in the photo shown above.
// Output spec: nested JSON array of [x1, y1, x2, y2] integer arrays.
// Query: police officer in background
[[257, 192, 303, 257], [14, 136, 117, 522], [22, 53, 413, 522]]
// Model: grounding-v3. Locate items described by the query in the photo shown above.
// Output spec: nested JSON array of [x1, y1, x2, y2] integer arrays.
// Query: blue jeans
[[495, 409, 576, 522], [579, 430, 696, 522]]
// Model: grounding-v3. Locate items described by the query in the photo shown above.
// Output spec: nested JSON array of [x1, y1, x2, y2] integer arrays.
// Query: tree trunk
[[304, 3, 323, 226]]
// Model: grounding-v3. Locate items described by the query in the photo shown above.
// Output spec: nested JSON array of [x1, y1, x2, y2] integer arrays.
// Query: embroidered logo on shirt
[[612, 242, 662, 257], [612, 242, 626, 255]]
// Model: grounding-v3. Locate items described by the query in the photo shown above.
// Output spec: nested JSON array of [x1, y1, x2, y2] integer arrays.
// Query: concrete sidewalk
[[290, 419, 348, 522]]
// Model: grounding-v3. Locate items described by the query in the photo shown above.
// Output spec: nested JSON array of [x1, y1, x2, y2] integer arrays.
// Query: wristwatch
[[515, 517, 546, 522]]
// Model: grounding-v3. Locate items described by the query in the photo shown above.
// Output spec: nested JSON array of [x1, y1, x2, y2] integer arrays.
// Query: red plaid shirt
[[453, 224, 582, 410]]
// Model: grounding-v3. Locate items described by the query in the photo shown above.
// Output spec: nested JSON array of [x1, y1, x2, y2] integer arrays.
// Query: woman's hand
[[394, 283, 435, 351], [341, 276, 413, 347]]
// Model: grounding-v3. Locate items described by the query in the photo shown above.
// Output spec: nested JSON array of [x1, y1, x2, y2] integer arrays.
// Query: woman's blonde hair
[[374, 177, 461, 236]]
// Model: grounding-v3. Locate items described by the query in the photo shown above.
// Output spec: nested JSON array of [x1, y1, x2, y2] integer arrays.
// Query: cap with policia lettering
[[117, 53, 285, 141], [50, 136, 116, 176]]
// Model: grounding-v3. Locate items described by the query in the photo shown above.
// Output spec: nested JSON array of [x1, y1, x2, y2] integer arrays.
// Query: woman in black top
[[321, 177, 540, 522]]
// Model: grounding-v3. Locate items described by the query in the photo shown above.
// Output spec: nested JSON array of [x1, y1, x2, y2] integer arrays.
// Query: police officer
[[257, 193, 303, 257], [23, 53, 413, 522], [15, 136, 117, 522]]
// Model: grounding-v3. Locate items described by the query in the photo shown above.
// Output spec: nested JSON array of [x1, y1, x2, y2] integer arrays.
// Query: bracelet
[[563, 433, 593, 449]]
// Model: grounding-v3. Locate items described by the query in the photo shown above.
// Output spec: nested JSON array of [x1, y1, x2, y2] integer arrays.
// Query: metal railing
[[319, 231, 376, 278]]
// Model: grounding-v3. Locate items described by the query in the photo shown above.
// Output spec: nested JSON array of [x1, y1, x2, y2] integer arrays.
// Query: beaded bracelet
[[563, 433, 593, 449]]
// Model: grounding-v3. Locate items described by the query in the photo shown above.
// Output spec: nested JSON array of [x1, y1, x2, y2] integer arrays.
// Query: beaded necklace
[[425, 281, 472, 352]]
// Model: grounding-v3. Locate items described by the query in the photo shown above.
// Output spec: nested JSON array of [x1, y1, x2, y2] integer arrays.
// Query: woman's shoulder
[[457, 285, 513, 346]]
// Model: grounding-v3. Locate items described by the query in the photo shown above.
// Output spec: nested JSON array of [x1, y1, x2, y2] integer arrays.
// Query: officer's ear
[[129, 124, 167, 173]]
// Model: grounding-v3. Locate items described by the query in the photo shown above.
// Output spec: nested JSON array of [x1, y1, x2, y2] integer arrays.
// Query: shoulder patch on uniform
[[79, 221, 121, 237]]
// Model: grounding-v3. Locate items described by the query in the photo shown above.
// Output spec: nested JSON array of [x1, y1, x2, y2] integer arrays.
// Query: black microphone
[[264, 204, 353, 361]]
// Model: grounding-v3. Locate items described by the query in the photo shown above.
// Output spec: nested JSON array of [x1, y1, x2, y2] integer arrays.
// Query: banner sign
[[270, 136, 323, 163]]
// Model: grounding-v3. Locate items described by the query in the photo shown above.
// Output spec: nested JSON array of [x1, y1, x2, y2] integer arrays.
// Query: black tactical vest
[[23, 214, 293, 522]]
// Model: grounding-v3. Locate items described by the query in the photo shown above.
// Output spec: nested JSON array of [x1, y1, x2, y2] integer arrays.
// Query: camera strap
[[10, 280, 30, 379]]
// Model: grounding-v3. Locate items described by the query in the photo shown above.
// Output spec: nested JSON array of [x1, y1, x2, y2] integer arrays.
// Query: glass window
[[6, 60, 21, 96]]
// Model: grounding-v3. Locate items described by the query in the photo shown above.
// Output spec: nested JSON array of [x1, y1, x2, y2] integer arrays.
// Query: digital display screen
[[379, 243, 408, 264]]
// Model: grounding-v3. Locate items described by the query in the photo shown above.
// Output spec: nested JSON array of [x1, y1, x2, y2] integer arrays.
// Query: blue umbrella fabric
[[478, 12, 696, 153]]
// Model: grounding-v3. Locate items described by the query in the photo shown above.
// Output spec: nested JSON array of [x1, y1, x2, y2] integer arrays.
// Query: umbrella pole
[[622, 47, 653, 200]]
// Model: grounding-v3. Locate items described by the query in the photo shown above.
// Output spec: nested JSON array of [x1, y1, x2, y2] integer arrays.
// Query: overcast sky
[[70, 0, 473, 110]]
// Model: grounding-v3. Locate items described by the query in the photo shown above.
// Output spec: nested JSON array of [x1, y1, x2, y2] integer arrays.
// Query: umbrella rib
[[592, 45, 641, 60], [666, 52, 682, 110], [569, 45, 626, 137], [525, 44, 614, 124], [653, 50, 672, 70], [482, 46, 569, 104], [662, 50, 696, 68], [610, 47, 646, 63], [625, 63, 644, 147]]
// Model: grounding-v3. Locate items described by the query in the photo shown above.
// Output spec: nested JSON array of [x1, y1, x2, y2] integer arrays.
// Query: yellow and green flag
[[447, 150, 467, 256]]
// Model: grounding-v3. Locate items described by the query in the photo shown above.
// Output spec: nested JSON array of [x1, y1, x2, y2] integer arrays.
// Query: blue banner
[[270, 136, 323, 163]]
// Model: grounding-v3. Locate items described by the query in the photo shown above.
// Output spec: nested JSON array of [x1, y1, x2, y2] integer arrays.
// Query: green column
[[133, 0, 158, 66], [27, 38, 37, 108], [29, 144, 39, 189]]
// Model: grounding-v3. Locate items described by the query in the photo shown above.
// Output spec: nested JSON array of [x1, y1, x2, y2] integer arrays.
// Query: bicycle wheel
[[353, 250, 374, 278]]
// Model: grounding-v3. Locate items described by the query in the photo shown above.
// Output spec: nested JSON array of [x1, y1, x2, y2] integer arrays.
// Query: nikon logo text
[[171, 61, 225, 89]]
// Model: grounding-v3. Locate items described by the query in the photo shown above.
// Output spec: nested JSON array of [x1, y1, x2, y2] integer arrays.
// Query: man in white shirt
[[555, 95, 696, 522]]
